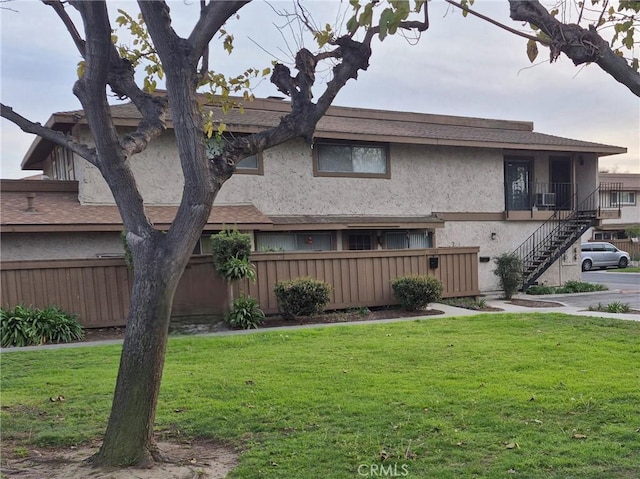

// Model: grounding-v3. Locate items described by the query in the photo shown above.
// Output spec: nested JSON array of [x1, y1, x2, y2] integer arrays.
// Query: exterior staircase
[[513, 183, 622, 290]]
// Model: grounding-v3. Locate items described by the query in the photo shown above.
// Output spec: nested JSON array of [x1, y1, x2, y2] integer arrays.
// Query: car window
[[581, 245, 592, 251], [604, 245, 617, 252]]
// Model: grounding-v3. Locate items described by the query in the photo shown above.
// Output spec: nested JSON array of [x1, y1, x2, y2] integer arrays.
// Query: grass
[[2, 313, 640, 478], [614, 267, 640, 273]]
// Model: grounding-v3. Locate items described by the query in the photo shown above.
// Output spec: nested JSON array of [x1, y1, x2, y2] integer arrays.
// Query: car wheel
[[582, 259, 592, 271], [618, 257, 629, 268]]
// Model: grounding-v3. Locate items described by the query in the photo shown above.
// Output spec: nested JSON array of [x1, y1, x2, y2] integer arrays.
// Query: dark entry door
[[505, 160, 531, 210], [550, 157, 572, 208]]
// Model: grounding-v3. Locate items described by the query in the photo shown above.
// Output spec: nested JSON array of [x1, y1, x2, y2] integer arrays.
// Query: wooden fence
[[0, 257, 228, 328], [1, 247, 479, 328], [239, 247, 480, 314]]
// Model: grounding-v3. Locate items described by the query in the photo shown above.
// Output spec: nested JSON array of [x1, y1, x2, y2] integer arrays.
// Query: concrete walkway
[[2, 291, 638, 353]]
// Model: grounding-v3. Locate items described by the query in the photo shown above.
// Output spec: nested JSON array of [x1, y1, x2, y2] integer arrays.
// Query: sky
[[1, 0, 639, 179]]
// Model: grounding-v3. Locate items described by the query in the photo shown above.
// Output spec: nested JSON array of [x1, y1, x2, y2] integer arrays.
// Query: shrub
[[588, 301, 631, 313], [225, 294, 265, 329], [442, 297, 487, 310], [1, 305, 83, 347], [526, 285, 556, 295], [558, 281, 607, 293], [211, 228, 252, 276], [493, 253, 523, 300], [274, 277, 332, 319], [216, 256, 256, 283], [391, 275, 443, 311], [606, 302, 631, 313]]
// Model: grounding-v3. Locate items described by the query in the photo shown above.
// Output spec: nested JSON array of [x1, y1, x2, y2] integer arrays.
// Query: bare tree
[[1, 0, 427, 467], [1, 0, 637, 469]]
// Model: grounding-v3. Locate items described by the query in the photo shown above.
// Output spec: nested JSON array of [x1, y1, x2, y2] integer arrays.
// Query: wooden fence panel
[[2, 248, 479, 327], [1, 257, 228, 328], [240, 248, 480, 314]]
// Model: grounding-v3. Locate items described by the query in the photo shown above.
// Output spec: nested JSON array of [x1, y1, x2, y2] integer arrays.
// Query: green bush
[[527, 281, 608, 295], [211, 228, 252, 275], [526, 285, 556, 295], [391, 275, 443, 311], [606, 301, 631, 313], [274, 277, 332, 319], [216, 256, 256, 283], [1, 305, 83, 347], [558, 280, 607, 293], [441, 297, 487, 310], [225, 294, 265, 329], [493, 253, 523, 300], [588, 301, 631, 313]]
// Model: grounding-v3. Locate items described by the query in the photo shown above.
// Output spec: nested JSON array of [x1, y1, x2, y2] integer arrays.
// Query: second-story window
[[610, 191, 636, 206], [314, 141, 390, 178], [204, 135, 263, 175]]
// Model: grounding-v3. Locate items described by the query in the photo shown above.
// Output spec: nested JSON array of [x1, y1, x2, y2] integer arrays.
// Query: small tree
[[493, 253, 523, 300], [211, 228, 256, 309]]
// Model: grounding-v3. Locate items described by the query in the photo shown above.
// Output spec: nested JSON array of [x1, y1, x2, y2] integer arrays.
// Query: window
[[610, 191, 636, 206], [50, 146, 75, 180], [593, 232, 613, 241], [385, 231, 433, 249], [204, 136, 263, 175], [256, 232, 333, 252], [236, 154, 259, 170], [314, 141, 389, 178], [348, 233, 373, 250]]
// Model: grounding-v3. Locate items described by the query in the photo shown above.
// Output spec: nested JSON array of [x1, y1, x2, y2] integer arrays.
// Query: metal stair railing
[[513, 186, 607, 290]]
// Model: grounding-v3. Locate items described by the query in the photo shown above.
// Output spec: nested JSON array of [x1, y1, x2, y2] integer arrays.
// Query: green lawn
[[614, 267, 640, 273], [2, 313, 639, 478]]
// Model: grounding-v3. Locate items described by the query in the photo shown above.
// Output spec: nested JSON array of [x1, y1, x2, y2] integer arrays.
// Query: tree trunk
[[91, 252, 182, 467]]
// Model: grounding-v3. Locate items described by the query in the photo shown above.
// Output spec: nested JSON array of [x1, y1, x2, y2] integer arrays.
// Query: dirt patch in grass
[[1, 438, 238, 479], [260, 306, 444, 328], [78, 307, 445, 342], [509, 298, 565, 308]]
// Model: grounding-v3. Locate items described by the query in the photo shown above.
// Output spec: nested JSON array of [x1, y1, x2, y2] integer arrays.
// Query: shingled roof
[[22, 96, 626, 170], [0, 180, 273, 233]]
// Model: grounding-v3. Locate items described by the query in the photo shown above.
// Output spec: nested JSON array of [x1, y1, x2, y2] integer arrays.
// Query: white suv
[[581, 242, 630, 271]]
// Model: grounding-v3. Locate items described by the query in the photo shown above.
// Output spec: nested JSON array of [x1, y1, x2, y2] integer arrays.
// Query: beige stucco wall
[[1, 232, 123, 261], [439, 220, 581, 291], [75, 127, 507, 215], [68, 126, 590, 291], [76, 129, 184, 205], [217, 142, 506, 215]]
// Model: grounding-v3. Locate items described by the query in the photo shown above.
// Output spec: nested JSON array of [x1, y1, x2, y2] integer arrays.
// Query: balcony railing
[[505, 182, 623, 215], [505, 182, 575, 212]]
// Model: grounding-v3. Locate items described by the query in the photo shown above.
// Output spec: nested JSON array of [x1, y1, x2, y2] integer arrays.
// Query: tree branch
[[138, 0, 217, 252], [188, 0, 251, 68], [1, 103, 98, 164], [509, 0, 640, 97], [72, 1, 153, 237], [445, 0, 548, 45], [43, 0, 86, 57]]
